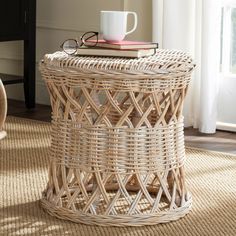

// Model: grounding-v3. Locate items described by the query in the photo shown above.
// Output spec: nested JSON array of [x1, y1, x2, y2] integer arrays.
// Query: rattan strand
[[39, 49, 195, 226]]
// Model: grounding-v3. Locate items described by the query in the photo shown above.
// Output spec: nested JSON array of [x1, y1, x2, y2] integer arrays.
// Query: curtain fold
[[152, 0, 222, 133]]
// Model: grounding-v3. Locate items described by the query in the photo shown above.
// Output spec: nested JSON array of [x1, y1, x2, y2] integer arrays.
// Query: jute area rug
[[0, 116, 236, 236]]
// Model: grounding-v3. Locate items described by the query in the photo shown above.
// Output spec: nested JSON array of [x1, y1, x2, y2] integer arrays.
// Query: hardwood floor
[[7, 99, 51, 122], [184, 127, 236, 154], [6, 99, 236, 154]]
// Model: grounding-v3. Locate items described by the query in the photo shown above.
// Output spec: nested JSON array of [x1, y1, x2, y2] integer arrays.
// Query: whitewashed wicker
[[39, 49, 195, 226]]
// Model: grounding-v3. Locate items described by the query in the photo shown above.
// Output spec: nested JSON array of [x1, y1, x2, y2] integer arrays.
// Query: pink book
[[87, 39, 158, 50]]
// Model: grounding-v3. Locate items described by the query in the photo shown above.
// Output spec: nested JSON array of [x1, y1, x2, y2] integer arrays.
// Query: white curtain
[[152, 0, 222, 133]]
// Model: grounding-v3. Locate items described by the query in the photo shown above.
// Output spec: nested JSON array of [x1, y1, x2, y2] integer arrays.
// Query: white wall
[[0, 0, 152, 105], [217, 78, 236, 124]]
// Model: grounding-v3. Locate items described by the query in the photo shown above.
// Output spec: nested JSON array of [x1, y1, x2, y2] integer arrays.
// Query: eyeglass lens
[[81, 32, 98, 47], [62, 39, 77, 55]]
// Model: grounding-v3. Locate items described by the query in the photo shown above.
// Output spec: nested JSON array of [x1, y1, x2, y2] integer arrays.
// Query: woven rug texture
[[0, 116, 236, 236]]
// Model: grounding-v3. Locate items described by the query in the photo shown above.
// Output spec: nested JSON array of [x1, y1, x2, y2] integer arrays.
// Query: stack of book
[[76, 40, 158, 58]]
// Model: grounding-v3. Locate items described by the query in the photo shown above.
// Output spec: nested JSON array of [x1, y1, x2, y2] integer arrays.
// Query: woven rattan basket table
[[39, 50, 195, 227]]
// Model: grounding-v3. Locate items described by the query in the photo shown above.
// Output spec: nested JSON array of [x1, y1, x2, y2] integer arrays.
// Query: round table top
[[41, 49, 195, 77]]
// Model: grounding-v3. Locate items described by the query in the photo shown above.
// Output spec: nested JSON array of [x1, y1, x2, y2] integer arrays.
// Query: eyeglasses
[[60, 31, 99, 55]]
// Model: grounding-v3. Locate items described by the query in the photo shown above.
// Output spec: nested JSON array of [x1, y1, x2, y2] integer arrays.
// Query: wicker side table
[[40, 50, 195, 226]]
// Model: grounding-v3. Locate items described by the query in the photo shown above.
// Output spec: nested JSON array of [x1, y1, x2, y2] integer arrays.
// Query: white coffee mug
[[100, 11, 138, 42]]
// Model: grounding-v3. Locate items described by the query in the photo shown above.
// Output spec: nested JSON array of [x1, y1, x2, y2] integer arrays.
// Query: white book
[[75, 47, 156, 58]]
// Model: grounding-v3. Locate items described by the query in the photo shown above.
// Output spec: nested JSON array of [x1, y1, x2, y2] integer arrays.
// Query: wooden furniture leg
[[23, 0, 36, 109]]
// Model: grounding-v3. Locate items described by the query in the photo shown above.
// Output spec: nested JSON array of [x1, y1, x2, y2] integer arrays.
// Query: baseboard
[[5, 81, 50, 105], [216, 121, 236, 132]]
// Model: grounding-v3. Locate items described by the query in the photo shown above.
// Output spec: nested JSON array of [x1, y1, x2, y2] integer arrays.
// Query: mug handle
[[125, 12, 138, 36]]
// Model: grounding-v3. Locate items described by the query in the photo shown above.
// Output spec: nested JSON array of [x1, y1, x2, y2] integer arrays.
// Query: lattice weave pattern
[[40, 50, 195, 226]]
